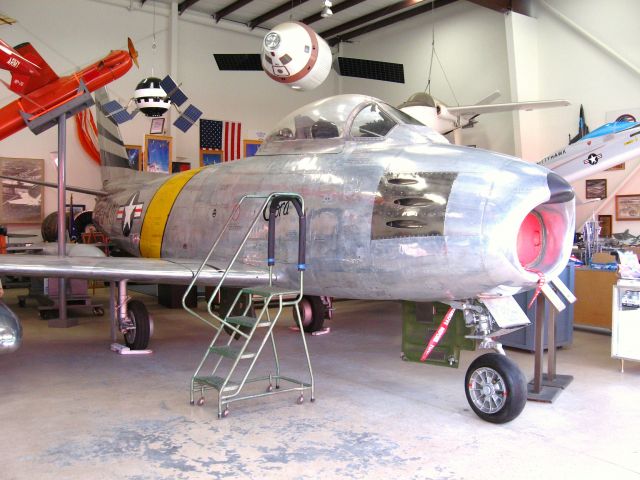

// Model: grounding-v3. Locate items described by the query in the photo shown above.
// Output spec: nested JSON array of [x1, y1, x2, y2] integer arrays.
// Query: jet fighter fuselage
[[93, 95, 575, 303]]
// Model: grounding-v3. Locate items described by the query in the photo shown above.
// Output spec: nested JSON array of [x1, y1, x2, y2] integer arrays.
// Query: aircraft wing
[[448, 100, 570, 118], [0, 255, 271, 286]]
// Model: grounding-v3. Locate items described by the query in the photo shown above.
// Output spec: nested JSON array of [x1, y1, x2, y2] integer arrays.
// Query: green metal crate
[[401, 302, 476, 368]]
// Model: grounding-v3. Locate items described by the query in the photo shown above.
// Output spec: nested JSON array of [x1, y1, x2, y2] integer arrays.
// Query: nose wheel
[[465, 353, 527, 424]]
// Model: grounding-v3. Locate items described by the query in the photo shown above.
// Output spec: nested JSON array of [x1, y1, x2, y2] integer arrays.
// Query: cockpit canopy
[[258, 94, 442, 155]]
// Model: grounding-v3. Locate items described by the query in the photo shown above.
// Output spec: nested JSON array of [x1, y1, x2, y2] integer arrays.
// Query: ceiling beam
[[213, 0, 255, 23], [248, 0, 311, 30], [178, 0, 201, 15], [327, 0, 457, 46], [466, 0, 532, 16], [302, 0, 368, 25], [320, 0, 427, 39]]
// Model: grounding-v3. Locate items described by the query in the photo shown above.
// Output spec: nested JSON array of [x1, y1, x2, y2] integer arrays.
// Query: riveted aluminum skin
[[93, 95, 575, 302]]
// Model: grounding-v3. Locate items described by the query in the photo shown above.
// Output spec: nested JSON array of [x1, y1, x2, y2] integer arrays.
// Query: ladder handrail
[[181, 192, 305, 336]]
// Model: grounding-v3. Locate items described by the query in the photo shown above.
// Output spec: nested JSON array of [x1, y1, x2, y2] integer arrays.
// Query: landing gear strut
[[115, 280, 152, 350]]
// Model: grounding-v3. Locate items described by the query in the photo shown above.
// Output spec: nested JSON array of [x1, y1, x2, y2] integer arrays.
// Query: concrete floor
[[1, 287, 639, 480]]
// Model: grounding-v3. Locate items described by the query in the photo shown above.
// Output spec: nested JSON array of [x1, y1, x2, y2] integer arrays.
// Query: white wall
[[533, 0, 640, 233], [339, 0, 516, 155]]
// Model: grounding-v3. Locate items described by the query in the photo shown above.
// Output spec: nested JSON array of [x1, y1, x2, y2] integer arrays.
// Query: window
[[350, 103, 396, 138]]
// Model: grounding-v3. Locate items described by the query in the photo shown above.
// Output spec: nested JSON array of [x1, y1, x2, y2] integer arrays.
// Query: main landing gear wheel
[[465, 353, 527, 424], [123, 300, 151, 350], [294, 295, 325, 333]]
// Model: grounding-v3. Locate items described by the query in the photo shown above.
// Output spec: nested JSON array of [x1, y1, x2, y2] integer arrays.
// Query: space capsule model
[[261, 21, 332, 91]]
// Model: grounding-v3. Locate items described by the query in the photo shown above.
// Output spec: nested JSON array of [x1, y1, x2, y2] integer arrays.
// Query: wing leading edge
[[448, 99, 571, 118], [0, 256, 272, 286]]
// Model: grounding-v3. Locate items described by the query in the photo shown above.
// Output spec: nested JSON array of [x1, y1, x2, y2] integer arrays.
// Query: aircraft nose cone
[[546, 172, 574, 204]]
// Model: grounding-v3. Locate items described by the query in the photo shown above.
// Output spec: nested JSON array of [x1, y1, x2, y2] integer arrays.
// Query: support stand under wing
[[19, 81, 95, 328]]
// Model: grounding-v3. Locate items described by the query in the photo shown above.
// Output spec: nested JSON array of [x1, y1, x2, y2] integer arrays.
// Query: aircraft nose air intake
[[546, 172, 574, 204], [516, 172, 575, 271]]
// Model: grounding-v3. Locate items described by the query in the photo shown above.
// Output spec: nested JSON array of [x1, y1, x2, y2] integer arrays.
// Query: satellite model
[[101, 74, 202, 133]]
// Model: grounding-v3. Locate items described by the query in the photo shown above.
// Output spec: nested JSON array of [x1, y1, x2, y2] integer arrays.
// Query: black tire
[[123, 300, 150, 350], [220, 288, 253, 339], [464, 353, 527, 424], [294, 295, 325, 333]]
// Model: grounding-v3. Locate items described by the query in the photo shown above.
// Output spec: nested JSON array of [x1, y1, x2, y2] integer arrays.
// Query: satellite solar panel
[[336, 57, 405, 84], [102, 100, 132, 124], [184, 104, 203, 122], [160, 75, 188, 106], [102, 100, 123, 115], [173, 117, 191, 133], [173, 104, 203, 133], [213, 54, 263, 71]]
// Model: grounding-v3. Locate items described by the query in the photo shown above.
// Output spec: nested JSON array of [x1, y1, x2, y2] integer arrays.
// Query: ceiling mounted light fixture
[[321, 0, 333, 18]]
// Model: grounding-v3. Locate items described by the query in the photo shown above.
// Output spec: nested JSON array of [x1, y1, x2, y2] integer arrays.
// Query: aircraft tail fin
[[569, 104, 589, 144], [10, 42, 59, 95], [94, 88, 141, 188]]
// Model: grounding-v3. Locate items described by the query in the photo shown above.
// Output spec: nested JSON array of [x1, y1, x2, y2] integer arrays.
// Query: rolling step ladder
[[182, 193, 314, 418]]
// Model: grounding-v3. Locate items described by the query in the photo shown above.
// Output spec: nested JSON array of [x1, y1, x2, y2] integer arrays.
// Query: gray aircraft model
[[0, 90, 576, 423]]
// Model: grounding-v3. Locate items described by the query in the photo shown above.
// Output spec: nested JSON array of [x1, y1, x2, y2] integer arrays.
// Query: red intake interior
[[517, 212, 544, 267]]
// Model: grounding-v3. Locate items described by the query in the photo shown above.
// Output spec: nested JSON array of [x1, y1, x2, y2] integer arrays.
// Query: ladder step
[[209, 345, 255, 360], [193, 375, 239, 392], [243, 286, 299, 297], [226, 315, 270, 328]]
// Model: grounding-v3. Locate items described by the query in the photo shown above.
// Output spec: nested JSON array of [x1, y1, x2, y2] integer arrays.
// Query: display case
[[612, 279, 640, 371]]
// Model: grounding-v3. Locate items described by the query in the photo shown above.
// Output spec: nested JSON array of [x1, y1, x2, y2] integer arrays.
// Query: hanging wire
[[425, 26, 435, 94], [423, 0, 459, 106], [151, 0, 157, 76]]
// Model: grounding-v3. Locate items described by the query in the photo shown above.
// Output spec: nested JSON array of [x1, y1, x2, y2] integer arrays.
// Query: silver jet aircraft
[[0, 90, 575, 423]]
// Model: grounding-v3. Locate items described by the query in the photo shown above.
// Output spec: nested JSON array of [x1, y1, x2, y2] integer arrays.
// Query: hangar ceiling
[[143, 0, 531, 45]]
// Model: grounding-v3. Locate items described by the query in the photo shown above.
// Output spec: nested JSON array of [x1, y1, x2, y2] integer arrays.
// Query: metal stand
[[20, 82, 94, 328], [527, 295, 574, 402]]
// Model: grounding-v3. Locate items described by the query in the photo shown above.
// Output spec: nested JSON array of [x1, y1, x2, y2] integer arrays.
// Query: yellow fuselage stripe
[[139, 168, 203, 258]]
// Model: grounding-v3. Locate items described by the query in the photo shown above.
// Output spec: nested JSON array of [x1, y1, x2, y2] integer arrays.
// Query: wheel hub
[[468, 366, 507, 414]]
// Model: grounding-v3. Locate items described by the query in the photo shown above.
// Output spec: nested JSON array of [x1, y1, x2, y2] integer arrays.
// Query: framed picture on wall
[[606, 162, 625, 171], [200, 149, 224, 166], [150, 117, 165, 134], [125, 145, 142, 171], [616, 194, 640, 220], [243, 139, 262, 157], [598, 215, 612, 238], [586, 179, 607, 199], [0, 157, 44, 224], [144, 135, 172, 173]]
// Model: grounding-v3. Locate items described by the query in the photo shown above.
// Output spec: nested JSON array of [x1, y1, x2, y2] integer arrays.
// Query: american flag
[[200, 119, 242, 161]]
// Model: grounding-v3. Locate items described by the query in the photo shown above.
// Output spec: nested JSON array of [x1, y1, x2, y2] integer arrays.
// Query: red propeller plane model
[[0, 37, 136, 140]]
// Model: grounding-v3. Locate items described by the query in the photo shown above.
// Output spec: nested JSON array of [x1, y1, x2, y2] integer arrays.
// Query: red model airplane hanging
[[0, 37, 137, 140]]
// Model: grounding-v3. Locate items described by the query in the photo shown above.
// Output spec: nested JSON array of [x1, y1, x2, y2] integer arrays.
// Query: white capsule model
[[261, 21, 332, 91]]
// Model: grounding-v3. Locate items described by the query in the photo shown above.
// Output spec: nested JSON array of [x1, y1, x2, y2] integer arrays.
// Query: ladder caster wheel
[[196, 397, 205, 406], [297, 395, 304, 405], [267, 385, 274, 392], [219, 408, 229, 418], [310, 397, 315, 403], [190, 400, 195, 406]]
